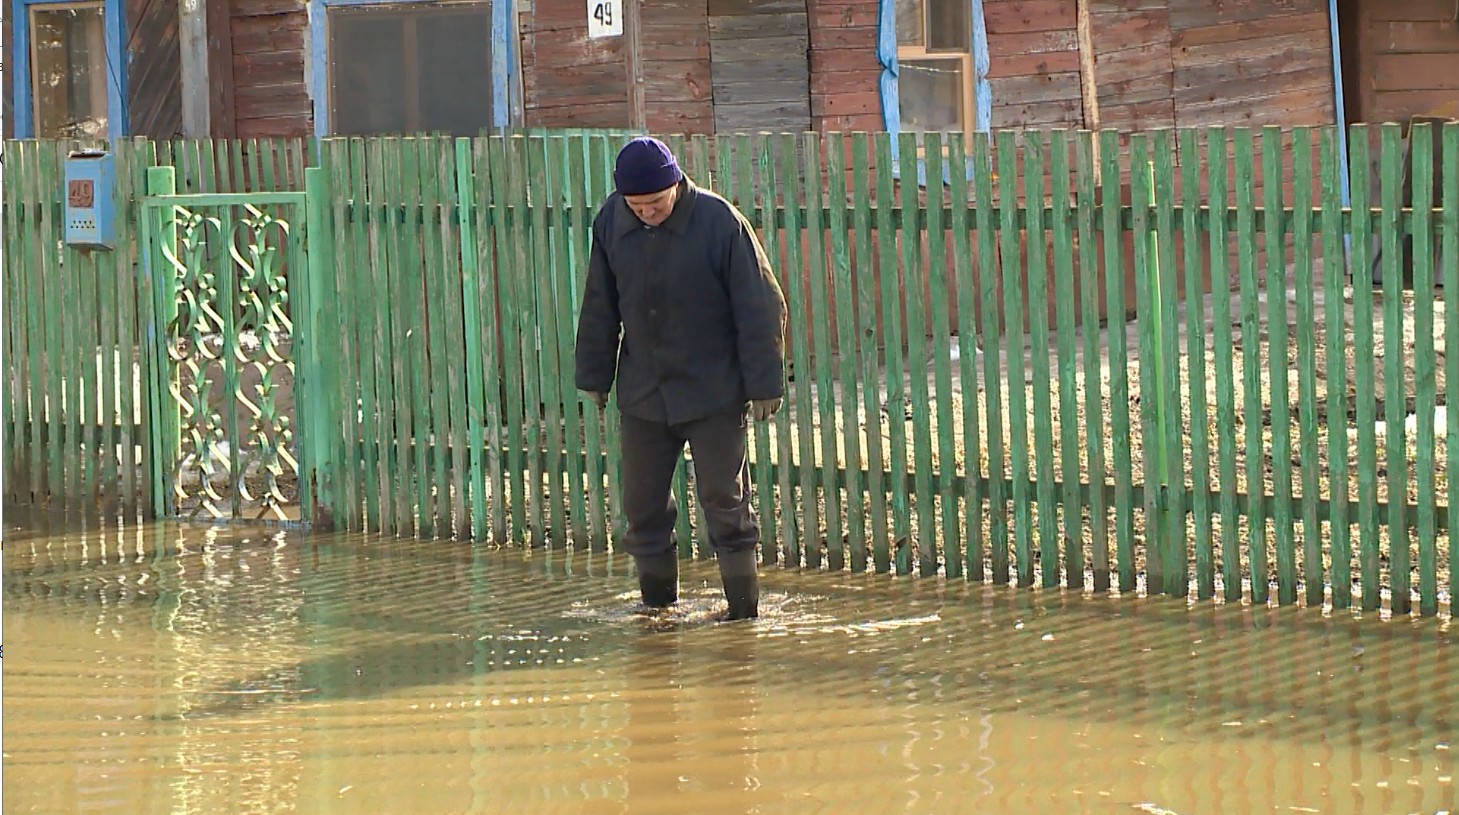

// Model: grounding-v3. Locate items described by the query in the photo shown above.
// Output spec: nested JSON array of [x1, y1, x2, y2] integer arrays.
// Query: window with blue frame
[[894, 0, 971, 134], [12, 0, 126, 139], [878, 0, 988, 181], [310, 0, 516, 137]]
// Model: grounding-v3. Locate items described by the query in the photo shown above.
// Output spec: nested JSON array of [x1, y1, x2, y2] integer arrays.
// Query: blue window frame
[[876, 0, 989, 183], [11, 0, 127, 139], [308, 0, 517, 137]]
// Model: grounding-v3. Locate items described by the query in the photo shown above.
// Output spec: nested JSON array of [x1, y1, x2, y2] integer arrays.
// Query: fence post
[[141, 166, 178, 518], [302, 166, 338, 530]]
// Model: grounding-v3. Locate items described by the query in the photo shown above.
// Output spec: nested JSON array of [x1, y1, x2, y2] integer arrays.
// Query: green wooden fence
[[3, 125, 1456, 616]]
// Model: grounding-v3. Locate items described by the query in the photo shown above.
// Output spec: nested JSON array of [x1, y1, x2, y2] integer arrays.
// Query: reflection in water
[[3, 509, 1454, 814]]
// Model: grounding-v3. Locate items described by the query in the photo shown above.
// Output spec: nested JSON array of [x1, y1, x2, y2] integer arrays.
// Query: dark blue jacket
[[574, 180, 787, 424]]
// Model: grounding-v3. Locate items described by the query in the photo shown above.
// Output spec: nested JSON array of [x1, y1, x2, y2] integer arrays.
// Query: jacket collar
[[617, 179, 698, 236]]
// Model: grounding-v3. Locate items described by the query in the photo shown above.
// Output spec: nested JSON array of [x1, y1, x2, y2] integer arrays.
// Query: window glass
[[898, 58, 963, 133], [925, 0, 967, 52], [30, 3, 108, 139], [895, 0, 924, 47], [328, 4, 493, 136], [416, 12, 493, 136]]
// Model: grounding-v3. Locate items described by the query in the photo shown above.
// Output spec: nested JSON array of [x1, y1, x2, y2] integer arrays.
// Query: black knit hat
[[614, 137, 684, 196]]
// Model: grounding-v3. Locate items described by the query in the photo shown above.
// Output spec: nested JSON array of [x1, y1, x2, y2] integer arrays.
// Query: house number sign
[[587, 0, 622, 38]]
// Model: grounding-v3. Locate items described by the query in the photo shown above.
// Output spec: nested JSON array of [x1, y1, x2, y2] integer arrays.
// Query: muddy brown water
[[3, 509, 1454, 814]]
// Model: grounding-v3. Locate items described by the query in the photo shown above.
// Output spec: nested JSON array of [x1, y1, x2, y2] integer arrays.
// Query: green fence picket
[[1262, 126, 1296, 605], [1411, 122, 1438, 616], [804, 132, 839, 570], [908, 133, 938, 577], [1050, 130, 1082, 588], [947, 131, 980, 582], [784, 133, 817, 566], [1379, 123, 1412, 614], [928, 135, 960, 578], [1444, 123, 1459, 604], [1234, 129, 1266, 603], [1320, 127, 1352, 609], [875, 133, 904, 573], [1180, 129, 1213, 599], [738, 134, 776, 564], [827, 132, 864, 574], [1075, 132, 1107, 591], [853, 134, 886, 574], [1100, 131, 1135, 592], [1292, 127, 1324, 607], [367, 139, 402, 533], [1131, 137, 1163, 592], [998, 131, 1033, 587], [1153, 131, 1185, 597], [526, 137, 568, 548], [1023, 132, 1058, 588], [1207, 130, 1239, 600], [975, 132, 1008, 585], [1349, 126, 1381, 611]]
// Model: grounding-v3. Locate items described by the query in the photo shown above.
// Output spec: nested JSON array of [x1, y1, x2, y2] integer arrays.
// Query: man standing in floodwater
[[575, 137, 788, 620]]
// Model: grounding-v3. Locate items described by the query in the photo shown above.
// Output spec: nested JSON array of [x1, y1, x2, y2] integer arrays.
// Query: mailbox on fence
[[64, 150, 117, 250]]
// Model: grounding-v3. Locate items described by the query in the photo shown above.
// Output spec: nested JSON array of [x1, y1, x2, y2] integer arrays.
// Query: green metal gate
[[139, 168, 316, 522]]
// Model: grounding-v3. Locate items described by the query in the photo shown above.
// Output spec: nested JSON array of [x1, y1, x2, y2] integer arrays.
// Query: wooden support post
[[1076, 0, 1101, 178], [625, 0, 647, 130]]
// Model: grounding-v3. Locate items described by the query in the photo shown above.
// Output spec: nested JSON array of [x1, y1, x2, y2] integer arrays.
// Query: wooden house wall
[[520, 0, 631, 127], [1171, 0, 1333, 129], [228, 0, 311, 136], [1352, 0, 1459, 124], [708, 0, 810, 133], [806, 0, 880, 131], [128, 0, 185, 137], [984, 0, 1083, 129]]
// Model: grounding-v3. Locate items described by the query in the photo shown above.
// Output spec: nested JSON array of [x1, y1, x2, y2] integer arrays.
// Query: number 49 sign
[[587, 0, 622, 38]]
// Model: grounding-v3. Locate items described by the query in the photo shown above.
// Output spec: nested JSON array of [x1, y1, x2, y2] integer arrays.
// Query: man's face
[[624, 184, 680, 227]]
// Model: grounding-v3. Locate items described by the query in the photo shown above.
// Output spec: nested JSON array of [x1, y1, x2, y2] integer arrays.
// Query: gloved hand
[[750, 398, 782, 422], [585, 390, 609, 409]]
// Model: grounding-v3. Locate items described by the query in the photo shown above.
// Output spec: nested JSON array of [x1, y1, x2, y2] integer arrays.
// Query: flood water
[[3, 510, 1454, 814]]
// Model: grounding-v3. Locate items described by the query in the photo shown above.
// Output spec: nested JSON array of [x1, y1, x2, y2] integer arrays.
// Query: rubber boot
[[717, 549, 759, 620], [634, 552, 679, 608]]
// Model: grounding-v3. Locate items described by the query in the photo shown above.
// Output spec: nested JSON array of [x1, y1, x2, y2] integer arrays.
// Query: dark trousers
[[619, 410, 759, 558]]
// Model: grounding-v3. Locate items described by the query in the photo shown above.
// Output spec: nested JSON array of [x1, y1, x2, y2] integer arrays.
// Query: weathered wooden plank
[[1375, 53, 1459, 90], [987, 29, 1079, 54], [1170, 0, 1326, 30], [716, 57, 813, 85], [708, 12, 809, 39], [708, 33, 810, 61], [983, 0, 1077, 33], [712, 79, 810, 105], [1075, 131, 1108, 591], [1367, 0, 1459, 22], [708, 0, 804, 16], [985, 51, 1082, 79], [990, 99, 1084, 129], [714, 102, 811, 133], [988, 73, 1084, 104], [1171, 10, 1326, 45], [997, 131, 1034, 587]]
